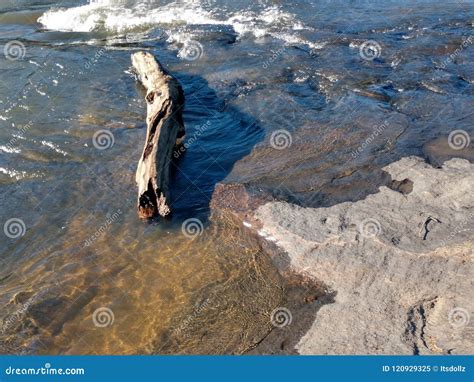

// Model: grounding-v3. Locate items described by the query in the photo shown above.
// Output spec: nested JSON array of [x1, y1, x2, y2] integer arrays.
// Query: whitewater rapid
[[38, 0, 322, 49]]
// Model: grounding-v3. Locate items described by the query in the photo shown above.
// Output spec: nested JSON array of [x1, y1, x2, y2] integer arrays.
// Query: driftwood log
[[131, 52, 185, 218]]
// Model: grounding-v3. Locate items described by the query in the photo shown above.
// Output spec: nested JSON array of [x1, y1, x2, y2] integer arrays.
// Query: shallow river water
[[0, 0, 473, 354]]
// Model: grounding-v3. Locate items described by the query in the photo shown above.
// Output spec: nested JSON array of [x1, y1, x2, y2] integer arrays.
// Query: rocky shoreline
[[212, 156, 474, 354]]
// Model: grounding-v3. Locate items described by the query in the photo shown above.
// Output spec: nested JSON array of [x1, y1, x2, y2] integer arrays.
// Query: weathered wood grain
[[131, 51, 185, 218]]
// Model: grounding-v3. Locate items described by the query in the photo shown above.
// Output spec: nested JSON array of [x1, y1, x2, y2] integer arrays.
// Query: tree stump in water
[[131, 51, 185, 218]]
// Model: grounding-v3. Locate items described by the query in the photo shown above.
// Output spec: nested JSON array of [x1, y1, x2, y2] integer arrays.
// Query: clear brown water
[[2, 212, 290, 354], [1, 0, 473, 354]]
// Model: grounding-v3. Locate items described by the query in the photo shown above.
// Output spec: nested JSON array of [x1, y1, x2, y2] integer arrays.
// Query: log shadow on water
[[163, 72, 265, 222]]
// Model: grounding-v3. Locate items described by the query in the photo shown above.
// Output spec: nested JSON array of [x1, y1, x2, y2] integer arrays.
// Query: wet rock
[[423, 136, 474, 167], [210, 183, 272, 226], [248, 156, 473, 354]]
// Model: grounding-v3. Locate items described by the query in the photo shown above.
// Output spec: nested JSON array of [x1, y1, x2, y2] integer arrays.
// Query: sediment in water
[[149, 211, 330, 355]]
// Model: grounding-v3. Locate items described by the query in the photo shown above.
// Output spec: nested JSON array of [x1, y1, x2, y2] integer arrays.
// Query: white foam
[[38, 1, 318, 49], [40, 140, 68, 156], [0, 145, 20, 154], [40, 1, 226, 33], [0, 167, 27, 180]]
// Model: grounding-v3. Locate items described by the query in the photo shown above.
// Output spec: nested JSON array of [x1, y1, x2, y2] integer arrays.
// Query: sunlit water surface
[[0, 0, 473, 353]]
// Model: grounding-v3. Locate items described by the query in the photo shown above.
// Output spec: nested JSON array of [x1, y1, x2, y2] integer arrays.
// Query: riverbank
[[212, 156, 474, 354]]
